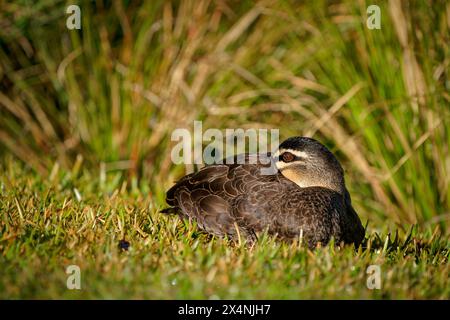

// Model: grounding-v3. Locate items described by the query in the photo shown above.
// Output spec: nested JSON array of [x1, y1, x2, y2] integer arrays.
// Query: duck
[[162, 136, 365, 249]]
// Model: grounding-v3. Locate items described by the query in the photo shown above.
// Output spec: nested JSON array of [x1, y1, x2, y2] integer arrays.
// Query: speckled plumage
[[163, 138, 365, 249]]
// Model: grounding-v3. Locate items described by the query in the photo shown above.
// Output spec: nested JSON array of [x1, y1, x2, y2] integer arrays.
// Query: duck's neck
[[281, 168, 345, 195]]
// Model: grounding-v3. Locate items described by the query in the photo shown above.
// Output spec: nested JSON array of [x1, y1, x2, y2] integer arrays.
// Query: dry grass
[[0, 0, 449, 299], [1, 0, 448, 229]]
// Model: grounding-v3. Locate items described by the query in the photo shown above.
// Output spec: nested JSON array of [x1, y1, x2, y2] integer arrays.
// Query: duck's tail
[[160, 207, 178, 215]]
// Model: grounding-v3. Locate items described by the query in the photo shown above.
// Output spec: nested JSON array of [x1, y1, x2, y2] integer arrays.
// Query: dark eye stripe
[[281, 152, 301, 163]]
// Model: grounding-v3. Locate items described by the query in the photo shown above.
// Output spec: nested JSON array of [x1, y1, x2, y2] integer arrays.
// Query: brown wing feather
[[163, 154, 272, 237]]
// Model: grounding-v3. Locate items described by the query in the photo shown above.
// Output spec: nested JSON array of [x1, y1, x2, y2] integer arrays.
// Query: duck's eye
[[281, 152, 295, 162]]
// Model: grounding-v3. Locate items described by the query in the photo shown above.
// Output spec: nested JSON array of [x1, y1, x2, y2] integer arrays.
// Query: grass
[[0, 0, 449, 299], [0, 158, 448, 299], [1, 0, 449, 229]]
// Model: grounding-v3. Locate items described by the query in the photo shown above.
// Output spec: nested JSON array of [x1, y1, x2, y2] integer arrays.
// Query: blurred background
[[0, 0, 449, 232]]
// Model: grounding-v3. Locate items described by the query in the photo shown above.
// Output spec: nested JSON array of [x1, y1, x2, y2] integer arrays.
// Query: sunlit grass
[[0, 159, 448, 299], [0, 0, 449, 299], [0, 0, 448, 230]]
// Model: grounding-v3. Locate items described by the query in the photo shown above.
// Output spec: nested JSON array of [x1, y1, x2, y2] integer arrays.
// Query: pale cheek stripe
[[275, 161, 296, 170], [273, 149, 309, 159]]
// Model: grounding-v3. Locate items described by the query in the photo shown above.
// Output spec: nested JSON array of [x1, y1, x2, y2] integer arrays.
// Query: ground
[[0, 160, 448, 299]]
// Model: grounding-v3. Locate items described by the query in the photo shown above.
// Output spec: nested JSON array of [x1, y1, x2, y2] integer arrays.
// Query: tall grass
[[0, 0, 449, 231]]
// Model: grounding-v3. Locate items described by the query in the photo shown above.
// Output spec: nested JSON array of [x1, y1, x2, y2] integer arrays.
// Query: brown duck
[[162, 137, 365, 249]]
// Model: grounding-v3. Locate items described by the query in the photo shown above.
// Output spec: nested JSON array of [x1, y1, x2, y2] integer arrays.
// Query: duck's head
[[273, 137, 345, 194]]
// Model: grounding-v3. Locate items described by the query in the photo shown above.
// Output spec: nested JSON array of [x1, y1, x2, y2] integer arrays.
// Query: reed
[[0, 0, 448, 231]]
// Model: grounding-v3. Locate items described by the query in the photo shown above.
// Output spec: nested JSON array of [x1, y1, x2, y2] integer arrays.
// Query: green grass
[[1, 0, 449, 229], [0, 159, 448, 299], [0, 0, 449, 299]]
